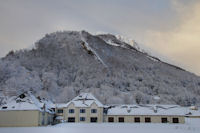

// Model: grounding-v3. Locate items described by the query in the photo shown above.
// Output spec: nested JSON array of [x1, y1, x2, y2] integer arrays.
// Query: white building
[[104, 105, 190, 123], [55, 93, 104, 123], [55, 93, 200, 124], [1, 92, 200, 126]]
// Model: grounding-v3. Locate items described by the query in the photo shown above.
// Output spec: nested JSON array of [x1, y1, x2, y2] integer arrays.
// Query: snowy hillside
[[0, 30, 200, 106]]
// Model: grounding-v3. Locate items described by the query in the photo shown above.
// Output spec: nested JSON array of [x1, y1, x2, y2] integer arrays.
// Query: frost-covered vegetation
[[0, 31, 200, 106]]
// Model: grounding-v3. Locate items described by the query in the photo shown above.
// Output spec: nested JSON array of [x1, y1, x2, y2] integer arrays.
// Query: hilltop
[[0, 31, 200, 106]]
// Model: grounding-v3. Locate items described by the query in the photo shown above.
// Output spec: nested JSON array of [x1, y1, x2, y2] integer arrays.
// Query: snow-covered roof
[[56, 103, 67, 108], [0, 92, 55, 114], [55, 116, 64, 120], [106, 104, 200, 116], [42, 99, 56, 114], [65, 93, 104, 108], [0, 92, 43, 111]]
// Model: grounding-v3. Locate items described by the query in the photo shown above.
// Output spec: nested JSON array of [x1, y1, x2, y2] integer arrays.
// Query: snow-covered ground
[[0, 119, 200, 133], [0, 118, 199, 133]]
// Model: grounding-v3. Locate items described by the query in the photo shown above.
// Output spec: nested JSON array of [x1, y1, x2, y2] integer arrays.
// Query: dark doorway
[[118, 117, 124, 122], [68, 117, 75, 122], [145, 117, 151, 123], [173, 118, 179, 123], [161, 118, 168, 123], [108, 117, 114, 122], [134, 117, 140, 123], [90, 117, 98, 122]]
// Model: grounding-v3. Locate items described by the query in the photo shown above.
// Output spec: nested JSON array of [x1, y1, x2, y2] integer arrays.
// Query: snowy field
[[0, 118, 200, 133]]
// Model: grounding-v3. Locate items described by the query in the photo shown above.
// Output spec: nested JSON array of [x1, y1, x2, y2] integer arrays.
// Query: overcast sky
[[0, 0, 200, 75]]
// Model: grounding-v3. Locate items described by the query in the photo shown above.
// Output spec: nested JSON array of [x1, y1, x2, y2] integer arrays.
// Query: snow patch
[[147, 55, 160, 62], [106, 40, 120, 47], [153, 96, 161, 100], [115, 35, 146, 52], [80, 31, 108, 68], [106, 104, 200, 116], [1, 118, 200, 133]]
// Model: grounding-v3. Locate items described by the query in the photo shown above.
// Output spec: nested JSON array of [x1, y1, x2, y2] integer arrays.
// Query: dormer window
[[57, 109, 63, 113], [19, 94, 26, 99], [91, 109, 97, 113], [69, 109, 75, 113], [80, 109, 85, 113]]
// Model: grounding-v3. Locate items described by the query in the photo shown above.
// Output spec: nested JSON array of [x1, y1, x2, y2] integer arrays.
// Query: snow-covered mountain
[[0, 30, 200, 106]]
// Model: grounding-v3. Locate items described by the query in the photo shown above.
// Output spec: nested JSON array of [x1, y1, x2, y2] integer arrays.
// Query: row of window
[[108, 117, 179, 123], [68, 117, 98, 122], [57, 109, 97, 114], [68, 117, 179, 123]]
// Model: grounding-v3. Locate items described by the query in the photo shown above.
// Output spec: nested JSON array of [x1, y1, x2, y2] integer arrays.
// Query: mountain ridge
[[0, 30, 200, 106]]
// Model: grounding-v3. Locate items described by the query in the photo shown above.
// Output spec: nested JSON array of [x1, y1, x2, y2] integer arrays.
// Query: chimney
[[153, 106, 157, 113]]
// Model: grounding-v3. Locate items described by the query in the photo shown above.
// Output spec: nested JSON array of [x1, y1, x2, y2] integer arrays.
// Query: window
[[145, 117, 151, 123], [57, 109, 63, 113], [118, 117, 124, 122], [173, 118, 179, 123], [80, 109, 85, 113], [134, 117, 140, 123], [91, 109, 97, 113], [80, 117, 86, 121], [161, 118, 168, 123], [90, 117, 98, 122], [69, 109, 75, 113], [2, 106, 7, 109], [108, 117, 114, 122], [68, 117, 75, 122]]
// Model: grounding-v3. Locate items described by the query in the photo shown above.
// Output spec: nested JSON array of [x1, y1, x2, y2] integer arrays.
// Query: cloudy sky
[[0, 0, 200, 75]]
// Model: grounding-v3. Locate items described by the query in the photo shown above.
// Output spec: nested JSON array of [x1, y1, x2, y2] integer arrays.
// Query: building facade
[[56, 93, 104, 123], [1, 92, 200, 127], [55, 93, 200, 124], [104, 105, 187, 124], [105, 115, 185, 123], [0, 92, 55, 127]]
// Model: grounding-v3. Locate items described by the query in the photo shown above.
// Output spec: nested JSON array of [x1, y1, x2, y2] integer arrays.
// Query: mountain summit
[[0, 30, 200, 106]]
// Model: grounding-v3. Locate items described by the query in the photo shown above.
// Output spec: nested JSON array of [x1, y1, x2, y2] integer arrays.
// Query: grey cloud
[[0, 0, 199, 75]]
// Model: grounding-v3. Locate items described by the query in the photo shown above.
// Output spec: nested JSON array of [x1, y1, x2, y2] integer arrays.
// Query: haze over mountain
[[0, 31, 200, 106]]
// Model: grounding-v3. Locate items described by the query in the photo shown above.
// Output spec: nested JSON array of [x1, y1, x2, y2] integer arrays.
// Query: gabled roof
[[0, 92, 43, 111], [0, 92, 55, 114], [56, 103, 68, 108], [65, 93, 104, 108], [106, 104, 200, 116]]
